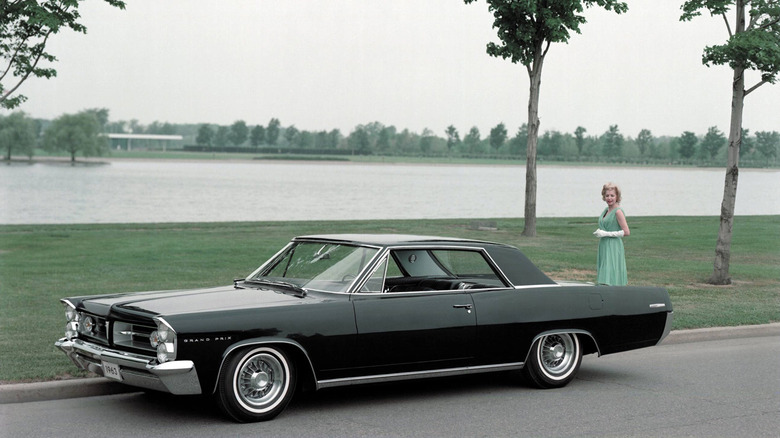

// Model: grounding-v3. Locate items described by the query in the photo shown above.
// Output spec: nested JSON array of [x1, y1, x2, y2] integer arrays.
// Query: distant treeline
[[2, 110, 778, 167]]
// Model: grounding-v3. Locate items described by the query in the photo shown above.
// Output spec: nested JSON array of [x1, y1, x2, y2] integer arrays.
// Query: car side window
[[362, 257, 387, 293]]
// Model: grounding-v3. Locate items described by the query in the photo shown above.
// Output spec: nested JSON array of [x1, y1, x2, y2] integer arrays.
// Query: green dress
[[597, 207, 627, 285]]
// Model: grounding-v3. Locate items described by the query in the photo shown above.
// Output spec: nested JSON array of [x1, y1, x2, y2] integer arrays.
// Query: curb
[[2, 323, 778, 405], [661, 322, 780, 345]]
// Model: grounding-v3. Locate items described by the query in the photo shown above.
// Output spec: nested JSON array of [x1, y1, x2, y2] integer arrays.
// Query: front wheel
[[522, 333, 582, 389], [216, 346, 296, 422]]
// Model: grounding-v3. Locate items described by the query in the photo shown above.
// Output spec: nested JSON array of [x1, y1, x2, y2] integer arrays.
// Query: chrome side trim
[[649, 303, 666, 308], [513, 284, 561, 290], [316, 362, 524, 390]]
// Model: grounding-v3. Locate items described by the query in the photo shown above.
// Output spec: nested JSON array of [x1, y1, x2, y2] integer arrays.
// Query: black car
[[55, 234, 673, 422]]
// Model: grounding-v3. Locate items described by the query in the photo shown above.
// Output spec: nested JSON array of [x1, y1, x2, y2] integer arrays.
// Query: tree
[[250, 125, 266, 147], [755, 130, 779, 163], [420, 128, 436, 153], [0, 111, 35, 160], [574, 126, 587, 155], [0, 0, 126, 109], [489, 122, 508, 152], [376, 126, 392, 153], [348, 127, 370, 154], [636, 129, 654, 156], [43, 111, 103, 162], [284, 125, 298, 146], [465, 0, 628, 237], [266, 118, 281, 146], [681, 0, 780, 284], [678, 131, 699, 159], [739, 128, 754, 157], [445, 125, 460, 153], [463, 126, 481, 153], [228, 120, 248, 147], [214, 126, 229, 148], [196, 124, 214, 146], [601, 125, 624, 157], [700, 126, 727, 160], [327, 129, 341, 149]]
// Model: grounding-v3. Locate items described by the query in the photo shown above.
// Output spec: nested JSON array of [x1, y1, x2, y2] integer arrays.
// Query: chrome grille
[[113, 321, 156, 353]]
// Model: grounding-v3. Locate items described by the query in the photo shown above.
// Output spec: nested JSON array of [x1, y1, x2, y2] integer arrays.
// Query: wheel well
[[526, 330, 601, 360], [278, 344, 317, 393], [214, 339, 318, 395]]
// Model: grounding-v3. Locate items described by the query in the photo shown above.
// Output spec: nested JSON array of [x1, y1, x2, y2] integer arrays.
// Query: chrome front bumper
[[55, 338, 202, 395]]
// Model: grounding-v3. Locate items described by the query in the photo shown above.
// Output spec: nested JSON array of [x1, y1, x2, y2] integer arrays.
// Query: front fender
[[210, 337, 317, 395]]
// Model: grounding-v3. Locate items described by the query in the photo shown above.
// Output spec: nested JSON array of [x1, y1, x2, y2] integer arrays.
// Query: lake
[[1, 160, 778, 224]]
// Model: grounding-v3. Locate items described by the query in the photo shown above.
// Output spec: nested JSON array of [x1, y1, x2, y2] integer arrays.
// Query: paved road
[[2, 333, 778, 437]]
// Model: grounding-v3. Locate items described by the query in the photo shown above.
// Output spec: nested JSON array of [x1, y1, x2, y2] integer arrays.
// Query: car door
[[351, 291, 476, 374], [350, 251, 477, 375]]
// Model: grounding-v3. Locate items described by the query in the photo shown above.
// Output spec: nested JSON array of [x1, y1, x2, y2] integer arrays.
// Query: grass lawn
[[1, 216, 777, 383]]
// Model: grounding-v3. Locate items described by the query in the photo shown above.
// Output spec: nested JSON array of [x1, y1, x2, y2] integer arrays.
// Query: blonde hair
[[601, 182, 622, 203]]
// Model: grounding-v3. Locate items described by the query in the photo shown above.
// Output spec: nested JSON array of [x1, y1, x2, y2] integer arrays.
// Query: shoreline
[[5, 154, 780, 171]]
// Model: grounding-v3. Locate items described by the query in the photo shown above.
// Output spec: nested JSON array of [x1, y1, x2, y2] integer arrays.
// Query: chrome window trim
[[349, 244, 513, 294]]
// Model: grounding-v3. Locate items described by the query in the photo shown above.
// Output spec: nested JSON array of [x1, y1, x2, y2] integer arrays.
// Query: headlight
[[151, 317, 176, 363], [79, 314, 96, 335], [62, 300, 79, 340]]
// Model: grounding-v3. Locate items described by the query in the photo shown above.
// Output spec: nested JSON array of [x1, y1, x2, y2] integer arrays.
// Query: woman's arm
[[616, 208, 630, 236]]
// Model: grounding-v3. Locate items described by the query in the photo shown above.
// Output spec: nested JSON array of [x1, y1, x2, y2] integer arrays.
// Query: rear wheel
[[217, 346, 296, 422], [522, 333, 581, 389]]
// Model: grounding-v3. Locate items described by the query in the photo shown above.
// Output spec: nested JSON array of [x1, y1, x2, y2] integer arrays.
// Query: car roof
[[294, 234, 503, 248], [294, 234, 556, 286]]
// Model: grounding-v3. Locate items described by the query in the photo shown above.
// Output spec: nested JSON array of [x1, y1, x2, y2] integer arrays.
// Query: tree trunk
[[522, 58, 544, 237], [709, 5, 746, 285]]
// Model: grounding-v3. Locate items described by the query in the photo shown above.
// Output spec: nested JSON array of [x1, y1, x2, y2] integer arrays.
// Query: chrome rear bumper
[[55, 338, 202, 395]]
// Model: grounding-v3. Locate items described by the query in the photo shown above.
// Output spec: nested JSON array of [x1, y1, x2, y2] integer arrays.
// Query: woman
[[594, 182, 630, 285]]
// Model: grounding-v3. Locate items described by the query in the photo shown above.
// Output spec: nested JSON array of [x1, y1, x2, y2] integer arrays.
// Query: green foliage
[[0, 111, 36, 159], [463, 126, 482, 153], [678, 131, 699, 159], [681, 0, 780, 89], [266, 118, 281, 145], [250, 124, 266, 147], [755, 130, 779, 161], [228, 120, 248, 147], [445, 125, 461, 152], [489, 122, 508, 151], [196, 124, 213, 146], [636, 129, 654, 156], [214, 126, 229, 147], [700, 126, 727, 159], [42, 111, 103, 161], [347, 126, 370, 153], [0, 0, 126, 109], [463, 0, 628, 67], [600, 125, 624, 156]]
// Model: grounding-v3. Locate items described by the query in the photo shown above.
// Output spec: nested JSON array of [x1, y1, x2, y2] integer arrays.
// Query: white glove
[[594, 229, 624, 238]]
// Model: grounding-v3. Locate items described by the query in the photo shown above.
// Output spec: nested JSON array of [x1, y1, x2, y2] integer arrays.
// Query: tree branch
[[744, 78, 768, 97], [722, 12, 733, 37], [1, 31, 50, 104]]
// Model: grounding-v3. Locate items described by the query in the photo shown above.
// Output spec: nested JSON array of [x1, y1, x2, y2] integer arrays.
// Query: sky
[[10, 0, 780, 139]]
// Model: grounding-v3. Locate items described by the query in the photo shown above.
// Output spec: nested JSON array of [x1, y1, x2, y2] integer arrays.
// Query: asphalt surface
[[1, 323, 778, 405]]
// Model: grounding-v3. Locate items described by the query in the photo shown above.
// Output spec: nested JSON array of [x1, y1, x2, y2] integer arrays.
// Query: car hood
[[79, 285, 315, 318]]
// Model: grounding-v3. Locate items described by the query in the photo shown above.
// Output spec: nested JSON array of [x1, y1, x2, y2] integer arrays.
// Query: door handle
[[453, 304, 473, 313]]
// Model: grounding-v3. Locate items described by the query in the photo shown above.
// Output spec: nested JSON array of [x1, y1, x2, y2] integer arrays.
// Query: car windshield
[[247, 241, 380, 293]]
